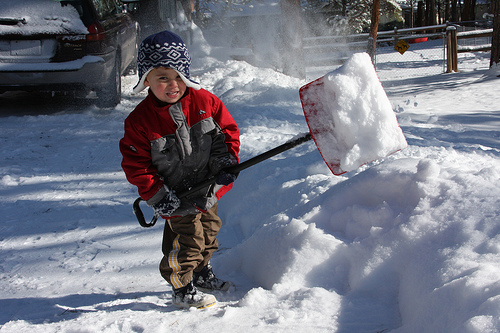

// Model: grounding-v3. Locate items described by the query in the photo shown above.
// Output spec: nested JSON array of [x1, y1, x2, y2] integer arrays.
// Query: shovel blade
[[299, 53, 407, 175]]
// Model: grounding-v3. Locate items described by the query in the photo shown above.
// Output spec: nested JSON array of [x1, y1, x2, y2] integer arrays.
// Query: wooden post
[[451, 28, 458, 72], [491, 0, 500, 67], [367, 0, 381, 61], [446, 26, 458, 72]]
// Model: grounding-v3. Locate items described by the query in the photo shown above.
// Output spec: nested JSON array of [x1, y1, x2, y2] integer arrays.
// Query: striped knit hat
[[133, 30, 200, 94]]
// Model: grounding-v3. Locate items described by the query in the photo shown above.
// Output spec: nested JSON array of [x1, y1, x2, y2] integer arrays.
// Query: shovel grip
[[133, 197, 158, 228]]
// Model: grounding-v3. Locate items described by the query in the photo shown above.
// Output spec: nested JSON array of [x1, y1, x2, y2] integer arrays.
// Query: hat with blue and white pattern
[[133, 30, 200, 94]]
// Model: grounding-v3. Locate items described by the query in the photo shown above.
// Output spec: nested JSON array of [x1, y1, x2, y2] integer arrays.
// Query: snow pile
[[0, 0, 88, 36], [0, 36, 499, 332], [300, 53, 407, 174]]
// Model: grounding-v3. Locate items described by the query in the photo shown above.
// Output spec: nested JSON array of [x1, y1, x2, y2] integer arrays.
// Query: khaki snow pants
[[159, 203, 222, 290]]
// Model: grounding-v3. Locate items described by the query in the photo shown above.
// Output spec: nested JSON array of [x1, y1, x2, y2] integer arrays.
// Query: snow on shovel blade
[[299, 52, 407, 175]]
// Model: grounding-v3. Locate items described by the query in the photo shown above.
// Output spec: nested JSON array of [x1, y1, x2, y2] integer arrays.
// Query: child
[[119, 30, 240, 309]]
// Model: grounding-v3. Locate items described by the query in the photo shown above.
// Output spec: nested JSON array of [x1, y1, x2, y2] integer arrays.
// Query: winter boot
[[172, 281, 217, 309], [193, 263, 235, 292]]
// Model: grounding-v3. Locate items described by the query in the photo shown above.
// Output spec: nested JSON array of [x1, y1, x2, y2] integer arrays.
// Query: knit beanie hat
[[133, 30, 201, 94]]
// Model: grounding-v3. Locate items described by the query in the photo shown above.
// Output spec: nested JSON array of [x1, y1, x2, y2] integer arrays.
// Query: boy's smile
[[145, 67, 187, 104]]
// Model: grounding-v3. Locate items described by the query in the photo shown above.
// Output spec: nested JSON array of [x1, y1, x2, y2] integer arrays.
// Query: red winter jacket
[[120, 88, 240, 216]]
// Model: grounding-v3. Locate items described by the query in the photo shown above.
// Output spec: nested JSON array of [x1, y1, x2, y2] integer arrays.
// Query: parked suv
[[0, 0, 139, 107]]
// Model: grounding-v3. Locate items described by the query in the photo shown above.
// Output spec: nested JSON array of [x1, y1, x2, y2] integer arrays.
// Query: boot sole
[[173, 295, 217, 309], [196, 299, 217, 309]]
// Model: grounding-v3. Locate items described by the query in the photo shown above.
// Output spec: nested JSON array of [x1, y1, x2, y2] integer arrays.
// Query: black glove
[[212, 155, 237, 173], [215, 170, 238, 186], [152, 190, 181, 216]]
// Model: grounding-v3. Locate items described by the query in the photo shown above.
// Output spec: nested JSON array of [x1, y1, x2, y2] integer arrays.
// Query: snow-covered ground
[[0, 33, 499, 332]]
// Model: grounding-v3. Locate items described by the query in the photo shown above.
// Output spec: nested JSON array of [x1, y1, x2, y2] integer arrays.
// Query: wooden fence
[[303, 24, 492, 74], [446, 26, 493, 72], [303, 24, 448, 68]]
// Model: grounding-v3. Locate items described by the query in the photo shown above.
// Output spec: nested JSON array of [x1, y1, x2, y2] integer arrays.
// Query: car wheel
[[96, 54, 121, 108]]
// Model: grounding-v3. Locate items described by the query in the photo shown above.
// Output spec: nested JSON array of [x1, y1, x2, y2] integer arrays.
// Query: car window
[[90, 0, 119, 19], [58, 0, 92, 25], [0, 0, 88, 35], [58, 1, 84, 17]]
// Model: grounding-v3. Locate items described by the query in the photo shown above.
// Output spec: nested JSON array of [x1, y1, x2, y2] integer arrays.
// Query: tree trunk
[[462, 0, 476, 23], [180, 0, 195, 21], [491, 0, 500, 67], [410, 0, 415, 28], [444, 0, 451, 23], [416, 1, 426, 27], [451, 0, 458, 22], [367, 0, 381, 61], [425, 0, 437, 26]]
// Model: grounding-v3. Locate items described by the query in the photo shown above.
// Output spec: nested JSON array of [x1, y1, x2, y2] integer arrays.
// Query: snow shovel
[[133, 52, 407, 228]]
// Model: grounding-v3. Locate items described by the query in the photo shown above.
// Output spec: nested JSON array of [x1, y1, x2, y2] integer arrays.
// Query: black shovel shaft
[[178, 132, 312, 198], [133, 132, 312, 226], [230, 132, 312, 174]]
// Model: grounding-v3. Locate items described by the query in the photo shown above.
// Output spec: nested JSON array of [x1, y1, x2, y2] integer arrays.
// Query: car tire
[[96, 54, 121, 108]]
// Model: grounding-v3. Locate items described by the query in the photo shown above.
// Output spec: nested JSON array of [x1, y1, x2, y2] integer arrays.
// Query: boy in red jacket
[[119, 31, 240, 309]]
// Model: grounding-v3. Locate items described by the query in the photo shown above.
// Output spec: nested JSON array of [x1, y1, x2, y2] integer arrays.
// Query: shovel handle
[[133, 132, 312, 227], [227, 132, 312, 174], [133, 197, 159, 228], [177, 132, 312, 198]]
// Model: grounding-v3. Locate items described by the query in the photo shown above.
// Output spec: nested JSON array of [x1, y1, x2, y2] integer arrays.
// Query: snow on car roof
[[0, 0, 88, 36]]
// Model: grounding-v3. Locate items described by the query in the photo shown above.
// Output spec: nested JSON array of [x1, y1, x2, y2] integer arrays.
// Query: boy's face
[[145, 67, 187, 104]]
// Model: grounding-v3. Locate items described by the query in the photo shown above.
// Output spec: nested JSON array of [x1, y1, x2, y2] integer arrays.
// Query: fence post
[[446, 26, 458, 72], [367, 36, 377, 63]]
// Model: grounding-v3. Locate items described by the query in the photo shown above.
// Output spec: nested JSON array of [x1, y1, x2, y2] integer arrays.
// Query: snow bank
[[218, 146, 500, 332]]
